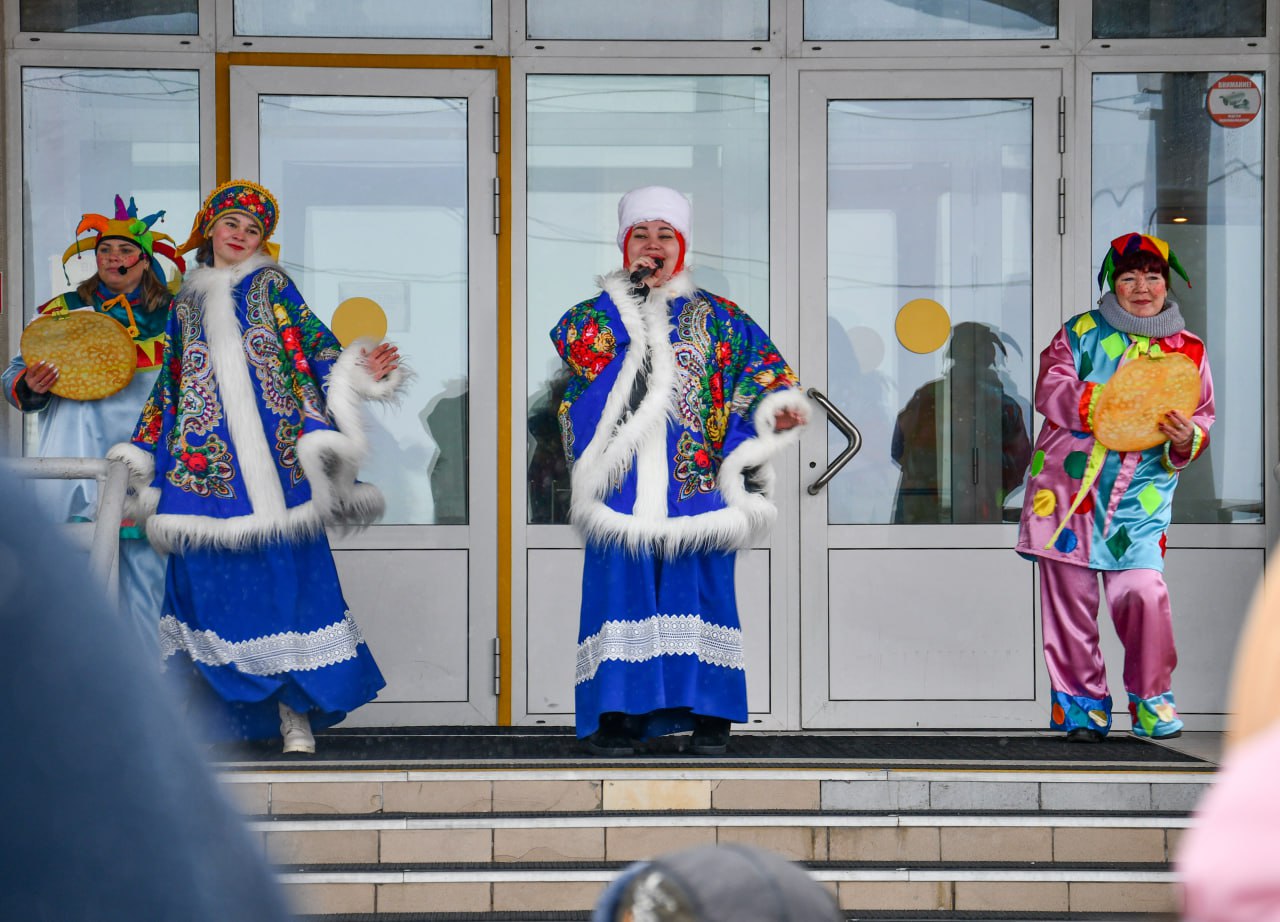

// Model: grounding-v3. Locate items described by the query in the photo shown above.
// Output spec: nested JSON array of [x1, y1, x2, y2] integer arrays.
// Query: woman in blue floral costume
[[552, 186, 810, 755], [110, 179, 405, 753]]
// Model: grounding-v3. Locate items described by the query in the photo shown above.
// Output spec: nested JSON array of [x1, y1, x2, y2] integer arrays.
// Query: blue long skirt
[[575, 543, 747, 739], [160, 532, 385, 741]]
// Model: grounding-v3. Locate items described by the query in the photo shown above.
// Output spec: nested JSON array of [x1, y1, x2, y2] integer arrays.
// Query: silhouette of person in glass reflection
[[420, 378, 469, 525], [890, 321, 1032, 524], [528, 366, 573, 524]]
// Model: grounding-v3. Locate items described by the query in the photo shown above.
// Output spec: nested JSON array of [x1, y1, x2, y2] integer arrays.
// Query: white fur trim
[[296, 338, 409, 524], [568, 274, 809, 555], [107, 442, 160, 521], [141, 267, 409, 553]]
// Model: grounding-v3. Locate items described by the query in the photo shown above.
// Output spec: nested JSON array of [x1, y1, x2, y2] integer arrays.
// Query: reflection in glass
[[826, 98, 1034, 525], [525, 74, 769, 524], [22, 68, 201, 315], [891, 322, 1031, 523], [1092, 73, 1263, 523], [20, 0, 197, 34], [527, 0, 768, 41], [235, 0, 490, 38], [1093, 1, 1263, 39], [259, 95, 469, 525], [806, 0, 1055, 40]]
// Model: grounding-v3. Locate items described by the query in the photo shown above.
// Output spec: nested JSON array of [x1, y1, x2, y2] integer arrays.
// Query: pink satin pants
[[1037, 558, 1177, 701]]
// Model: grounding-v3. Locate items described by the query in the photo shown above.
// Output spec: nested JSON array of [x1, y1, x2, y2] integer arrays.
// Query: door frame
[[228, 63, 500, 725], [796, 65, 1067, 728]]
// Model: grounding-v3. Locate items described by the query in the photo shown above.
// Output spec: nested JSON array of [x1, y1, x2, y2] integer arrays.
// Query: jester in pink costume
[[1015, 233, 1215, 742]]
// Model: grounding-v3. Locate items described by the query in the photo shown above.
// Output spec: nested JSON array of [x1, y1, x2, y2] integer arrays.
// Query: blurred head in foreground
[[592, 844, 841, 922]]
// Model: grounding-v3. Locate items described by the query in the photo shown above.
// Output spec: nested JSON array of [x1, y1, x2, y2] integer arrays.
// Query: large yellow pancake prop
[[330, 297, 388, 347], [21, 311, 135, 401], [895, 299, 951, 354], [1093, 352, 1201, 452]]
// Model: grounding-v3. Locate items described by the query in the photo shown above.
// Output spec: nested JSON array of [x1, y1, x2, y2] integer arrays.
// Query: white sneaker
[[278, 701, 315, 754]]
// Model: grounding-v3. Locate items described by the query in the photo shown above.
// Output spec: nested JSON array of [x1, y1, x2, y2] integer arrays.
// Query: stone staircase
[[216, 740, 1211, 920]]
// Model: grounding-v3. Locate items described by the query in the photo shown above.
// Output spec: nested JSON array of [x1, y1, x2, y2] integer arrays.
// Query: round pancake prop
[[330, 297, 388, 347], [1093, 352, 1200, 452], [20, 311, 136, 401]]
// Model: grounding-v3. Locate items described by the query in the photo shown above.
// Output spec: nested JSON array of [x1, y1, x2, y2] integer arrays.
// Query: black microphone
[[629, 257, 664, 286]]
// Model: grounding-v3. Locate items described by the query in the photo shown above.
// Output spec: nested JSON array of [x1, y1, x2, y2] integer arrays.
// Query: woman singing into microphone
[[551, 186, 810, 756]]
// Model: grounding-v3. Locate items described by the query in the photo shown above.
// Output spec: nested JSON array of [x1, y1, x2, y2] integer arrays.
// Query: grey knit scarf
[[1098, 290, 1185, 338]]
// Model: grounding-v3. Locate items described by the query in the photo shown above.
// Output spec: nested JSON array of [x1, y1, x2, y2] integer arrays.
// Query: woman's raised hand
[[362, 342, 400, 382]]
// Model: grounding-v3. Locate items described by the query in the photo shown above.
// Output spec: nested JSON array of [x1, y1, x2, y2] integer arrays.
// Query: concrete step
[[214, 765, 1206, 916], [219, 767, 1212, 817]]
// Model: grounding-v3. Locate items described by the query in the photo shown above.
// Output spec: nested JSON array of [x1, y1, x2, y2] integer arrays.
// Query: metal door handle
[[806, 387, 862, 495]]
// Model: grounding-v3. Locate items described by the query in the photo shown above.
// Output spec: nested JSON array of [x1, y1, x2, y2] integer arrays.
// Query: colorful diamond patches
[[1105, 525, 1132, 561], [1101, 332, 1127, 359], [1072, 313, 1097, 337], [1050, 689, 1112, 734], [1128, 691, 1182, 738], [1064, 451, 1089, 479], [1138, 482, 1163, 515]]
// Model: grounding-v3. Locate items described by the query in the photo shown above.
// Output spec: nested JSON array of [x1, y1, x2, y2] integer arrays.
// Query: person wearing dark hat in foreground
[[0, 468, 291, 921], [592, 844, 841, 922]]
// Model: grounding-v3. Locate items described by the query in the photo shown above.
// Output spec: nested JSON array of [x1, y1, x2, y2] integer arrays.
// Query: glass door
[[230, 65, 497, 725], [798, 69, 1063, 727]]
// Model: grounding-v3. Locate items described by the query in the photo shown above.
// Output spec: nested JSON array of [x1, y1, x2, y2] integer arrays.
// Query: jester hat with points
[[62, 195, 184, 285], [1097, 232, 1191, 292]]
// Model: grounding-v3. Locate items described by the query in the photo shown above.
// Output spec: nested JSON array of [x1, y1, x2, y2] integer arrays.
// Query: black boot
[[690, 715, 731, 755], [586, 711, 634, 756]]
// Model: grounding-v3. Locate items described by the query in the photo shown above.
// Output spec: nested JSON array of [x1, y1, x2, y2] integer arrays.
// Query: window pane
[[825, 99, 1035, 525], [234, 0, 490, 39], [526, 74, 769, 524], [806, 0, 1056, 40], [1092, 73, 1264, 523], [526, 0, 768, 41], [1093, 1, 1264, 39], [259, 95, 469, 525], [20, 0, 197, 34], [22, 67, 201, 314]]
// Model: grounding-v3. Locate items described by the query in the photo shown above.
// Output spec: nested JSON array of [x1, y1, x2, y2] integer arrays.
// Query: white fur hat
[[616, 185, 691, 251]]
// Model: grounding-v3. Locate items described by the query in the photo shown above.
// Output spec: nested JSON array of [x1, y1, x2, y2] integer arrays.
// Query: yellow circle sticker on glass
[[895, 299, 952, 354], [330, 297, 388, 347]]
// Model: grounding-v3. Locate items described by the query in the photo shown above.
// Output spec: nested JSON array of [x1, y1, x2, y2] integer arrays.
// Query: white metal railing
[[0, 456, 127, 589]]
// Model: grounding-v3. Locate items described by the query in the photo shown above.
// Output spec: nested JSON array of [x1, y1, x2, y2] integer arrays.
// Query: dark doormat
[[210, 727, 1208, 770]]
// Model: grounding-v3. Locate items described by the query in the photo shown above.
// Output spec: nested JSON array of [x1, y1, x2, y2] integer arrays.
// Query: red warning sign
[[1206, 74, 1261, 128]]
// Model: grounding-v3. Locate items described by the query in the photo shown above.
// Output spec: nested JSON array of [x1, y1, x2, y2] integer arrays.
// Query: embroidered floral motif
[[575, 613, 744, 685], [173, 301, 222, 443], [672, 431, 718, 499], [166, 432, 237, 498], [557, 400, 577, 464], [160, 611, 366, 676], [555, 303, 616, 381], [270, 294, 336, 425], [275, 417, 303, 486]]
